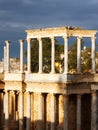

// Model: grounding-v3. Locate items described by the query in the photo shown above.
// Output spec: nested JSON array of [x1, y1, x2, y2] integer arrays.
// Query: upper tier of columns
[[3, 36, 96, 74]]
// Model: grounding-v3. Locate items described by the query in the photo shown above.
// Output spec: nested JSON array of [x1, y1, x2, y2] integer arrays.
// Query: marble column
[[9, 91, 16, 120], [5, 40, 10, 73], [18, 92, 24, 130], [38, 38, 43, 73], [38, 93, 44, 130], [59, 95, 64, 124], [30, 93, 34, 130], [77, 37, 82, 73], [4, 46, 7, 71], [50, 94, 56, 130], [91, 37, 96, 73], [26, 92, 31, 130], [63, 36, 68, 74], [91, 91, 98, 130], [4, 90, 9, 128], [77, 95, 82, 130], [27, 38, 31, 73], [0, 93, 4, 126], [50, 37, 55, 73], [19, 40, 24, 73], [64, 95, 68, 130]]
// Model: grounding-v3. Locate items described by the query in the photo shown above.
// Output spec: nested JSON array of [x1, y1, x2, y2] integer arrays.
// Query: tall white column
[[4, 90, 9, 127], [63, 36, 68, 74], [91, 37, 96, 73], [5, 40, 10, 73], [19, 40, 24, 73], [50, 94, 55, 130], [38, 38, 43, 73], [77, 37, 82, 73], [91, 91, 97, 130], [19, 92, 24, 130], [27, 38, 31, 73], [64, 95, 68, 130], [77, 95, 81, 130], [50, 37, 55, 73], [26, 92, 31, 130], [4, 46, 7, 72], [38, 93, 44, 130]]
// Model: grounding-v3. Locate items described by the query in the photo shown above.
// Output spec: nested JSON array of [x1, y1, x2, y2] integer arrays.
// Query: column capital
[[91, 36, 96, 40], [77, 36, 82, 39], [77, 94, 82, 99], [37, 37, 42, 41], [19, 39, 24, 43], [27, 38, 32, 43], [50, 36, 55, 40], [63, 35, 69, 39], [5, 40, 11, 44]]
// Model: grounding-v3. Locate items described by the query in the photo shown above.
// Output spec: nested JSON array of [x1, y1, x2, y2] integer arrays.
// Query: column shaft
[[38, 93, 44, 130], [19, 92, 24, 130], [27, 38, 31, 73], [50, 94, 55, 130], [91, 37, 96, 73], [4, 91, 9, 127], [4, 46, 7, 71], [51, 37, 55, 73], [19, 40, 24, 73], [26, 92, 31, 130], [38, 38, 43, 73], [77, 95, 81, 130], [91, 91, 98, 130], [63, 36, 68, 74], [59, 95, 64, 124], [77, 37, 81, 73], [64, 95, 68, 130], [5, 40, 10, 72], [31, 93, 34, 130]]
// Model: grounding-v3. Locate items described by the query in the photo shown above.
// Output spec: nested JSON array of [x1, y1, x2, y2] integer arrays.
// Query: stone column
[[50, 37, 55, 73], [38, 38, 43, 73], [5, 40, 10, 73], [0, 93, 4, 126], [19, 40, 24, 73], [91, 91, 98, 130], [4, 46, 7, 71], [77, 37, 82, 73], [18, 92, 24, 130], [4, 90, 9, 128], [26, 92, 31, 130], [77, 94, 82, 130], [30, 93, 34, 130], [27, 38, 31, 73], [91, 37, 96, 73], [59, 95, 64, 124], [63, 36, 68, 74], [38, 93, 44, 130], [64, 95, 68, 130], [50, 94, 55, 130]]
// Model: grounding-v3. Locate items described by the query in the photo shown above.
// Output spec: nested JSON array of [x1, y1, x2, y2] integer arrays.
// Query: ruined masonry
[[0, 26, 98, 130]]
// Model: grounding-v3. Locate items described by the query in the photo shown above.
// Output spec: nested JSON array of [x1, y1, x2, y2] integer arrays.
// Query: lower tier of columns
[[0, 90, 98, 130]]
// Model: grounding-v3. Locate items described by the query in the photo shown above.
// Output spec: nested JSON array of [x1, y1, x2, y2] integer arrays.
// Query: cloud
[[0, 0, 98, 41]]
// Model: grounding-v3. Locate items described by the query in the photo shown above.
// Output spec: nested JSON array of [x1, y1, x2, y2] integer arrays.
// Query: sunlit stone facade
[[0, 26, 98, 130]]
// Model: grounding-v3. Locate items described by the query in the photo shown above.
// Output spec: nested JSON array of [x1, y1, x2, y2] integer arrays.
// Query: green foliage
[[30, 38, 64, 73], [81, 47, 91, 72]]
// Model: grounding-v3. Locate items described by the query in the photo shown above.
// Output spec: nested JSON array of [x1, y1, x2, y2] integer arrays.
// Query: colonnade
[[0, 90, 97, 130], [3, 36, 96, 74]]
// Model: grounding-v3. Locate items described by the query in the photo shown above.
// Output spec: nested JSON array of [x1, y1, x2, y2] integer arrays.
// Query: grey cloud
[[0, 0, 98, 41]]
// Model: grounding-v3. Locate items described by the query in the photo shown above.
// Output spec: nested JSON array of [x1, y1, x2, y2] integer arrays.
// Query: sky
[[0, 0, 98, 59]]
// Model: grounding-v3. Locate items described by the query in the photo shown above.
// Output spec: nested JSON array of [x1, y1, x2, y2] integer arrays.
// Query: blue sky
[[0, 0, 98, 59]]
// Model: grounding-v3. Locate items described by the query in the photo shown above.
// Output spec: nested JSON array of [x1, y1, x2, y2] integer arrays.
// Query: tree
[[29, 38, 64, 73]]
